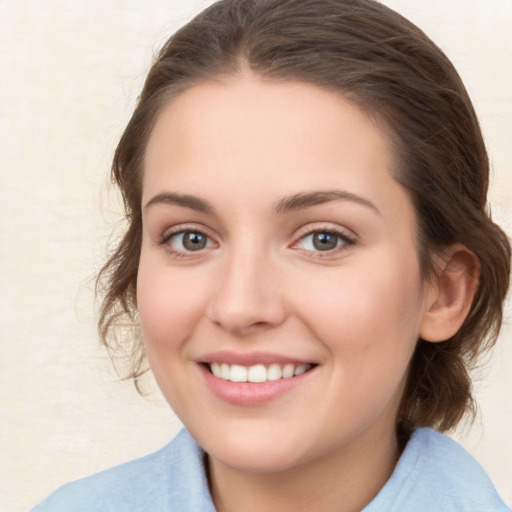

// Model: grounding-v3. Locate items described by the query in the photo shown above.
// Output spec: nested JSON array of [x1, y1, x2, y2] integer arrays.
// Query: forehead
[[143, 76, 396, 195]]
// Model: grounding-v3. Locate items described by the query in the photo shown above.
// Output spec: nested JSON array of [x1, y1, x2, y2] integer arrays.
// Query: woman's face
[[138, 76, 433, 474]]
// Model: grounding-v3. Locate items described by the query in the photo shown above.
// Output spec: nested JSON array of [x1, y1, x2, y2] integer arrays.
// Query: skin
[[137, 76, 465, 512]]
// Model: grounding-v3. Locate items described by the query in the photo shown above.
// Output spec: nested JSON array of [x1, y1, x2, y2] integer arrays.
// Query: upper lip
[[197, 351, 317, 366]]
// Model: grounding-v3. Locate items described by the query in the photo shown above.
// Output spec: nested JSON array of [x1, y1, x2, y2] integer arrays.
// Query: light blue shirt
[[30, 427, 509, 511]]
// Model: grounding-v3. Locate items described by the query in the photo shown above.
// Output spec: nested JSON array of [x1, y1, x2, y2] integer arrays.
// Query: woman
[[31, 0, 510, 510]]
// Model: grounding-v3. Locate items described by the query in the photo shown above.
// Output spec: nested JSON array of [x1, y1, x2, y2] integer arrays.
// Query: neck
[[208, 426, 400, 512]]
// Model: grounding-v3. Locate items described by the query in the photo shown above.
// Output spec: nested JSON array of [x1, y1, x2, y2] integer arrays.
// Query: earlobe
[[419, 244, 480, 343]]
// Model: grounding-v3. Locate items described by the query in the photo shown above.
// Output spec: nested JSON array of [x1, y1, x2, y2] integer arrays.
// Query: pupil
[[183, 232, 206, 251], [313, 232, 338, 251]]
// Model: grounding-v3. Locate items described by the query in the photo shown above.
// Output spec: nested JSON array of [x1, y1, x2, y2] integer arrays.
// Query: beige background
[[1, 1, 511, 510]]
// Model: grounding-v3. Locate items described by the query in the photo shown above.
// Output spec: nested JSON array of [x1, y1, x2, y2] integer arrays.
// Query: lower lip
[[199, 364, 315, 406]]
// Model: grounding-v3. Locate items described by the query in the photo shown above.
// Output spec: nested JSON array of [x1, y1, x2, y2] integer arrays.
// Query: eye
[[295, 230, 354, 253], [164, 230, 215, 253]]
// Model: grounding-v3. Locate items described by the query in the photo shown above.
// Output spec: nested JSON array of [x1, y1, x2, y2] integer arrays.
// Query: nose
[[206, 249, 287, 336]]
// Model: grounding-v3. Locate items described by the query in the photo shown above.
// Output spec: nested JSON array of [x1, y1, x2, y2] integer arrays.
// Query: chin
[[210, 444, 305, 475], [194, 423, 309, 474]]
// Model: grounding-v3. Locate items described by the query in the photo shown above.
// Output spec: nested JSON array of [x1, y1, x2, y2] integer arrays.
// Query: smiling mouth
[[204, 362, 316, 383]]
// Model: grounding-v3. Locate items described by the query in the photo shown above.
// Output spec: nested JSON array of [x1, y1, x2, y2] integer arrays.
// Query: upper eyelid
[[289, 224, 358, 255], [158, 227, 218, 257], [160, 223, 216, 240], [292, 222, 357, 241], [156, 227, 219, 255], [156, 221, 357, 246], [294, 231, 355, 248]]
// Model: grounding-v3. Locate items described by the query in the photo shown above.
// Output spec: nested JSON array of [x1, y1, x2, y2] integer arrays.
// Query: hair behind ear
[[401, 245, 480, 432], [398, 339, 474, 435], [398, 231, 510, 434]]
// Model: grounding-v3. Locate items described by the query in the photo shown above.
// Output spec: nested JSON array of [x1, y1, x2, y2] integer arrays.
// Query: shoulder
[[28, 429, 216, 512], [366, 428, 510, 512]]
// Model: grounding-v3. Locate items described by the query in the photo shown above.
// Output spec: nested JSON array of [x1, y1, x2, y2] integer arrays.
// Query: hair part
[[97, 0, 510, 434]]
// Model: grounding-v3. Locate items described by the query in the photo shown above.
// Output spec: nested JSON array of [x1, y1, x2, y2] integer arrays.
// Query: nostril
[[251, 321, 271, 328]]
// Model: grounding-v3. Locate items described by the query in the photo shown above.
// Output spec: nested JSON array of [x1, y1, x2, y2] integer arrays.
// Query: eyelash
[[157, 224, 356, 259], [291, 226, 356, 257], [158, 225, 217, 258]]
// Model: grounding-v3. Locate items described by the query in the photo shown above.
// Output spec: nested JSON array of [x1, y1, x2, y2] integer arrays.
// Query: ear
[[420, 244, 480, 343]]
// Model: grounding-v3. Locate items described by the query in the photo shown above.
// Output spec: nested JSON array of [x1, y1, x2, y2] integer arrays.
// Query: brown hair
[[97, 0, 510, 433]]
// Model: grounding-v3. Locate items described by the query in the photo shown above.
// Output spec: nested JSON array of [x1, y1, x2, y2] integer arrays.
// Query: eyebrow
[[144, 192, 214, 213], [274, 190, 380, 215], [144, 189, 380, 216]]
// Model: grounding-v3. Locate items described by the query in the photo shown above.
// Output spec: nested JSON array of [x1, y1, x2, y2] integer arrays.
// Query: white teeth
[[294, 364, 308, 376], [267, 363, 282, 381], [248, 364, 267, 383], [230, 364, 248, 382], [211, 362, 221, 378], [220, 363, 230, 380], [282, 364, 295, 379], [208, 362, 313, 383]]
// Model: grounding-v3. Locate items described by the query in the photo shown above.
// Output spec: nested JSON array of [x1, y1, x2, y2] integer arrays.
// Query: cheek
[[136, 259, 209, 352], [136, 259, 213, 411], [299, 260, 425, 366], [299, 266, 424, 431]]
